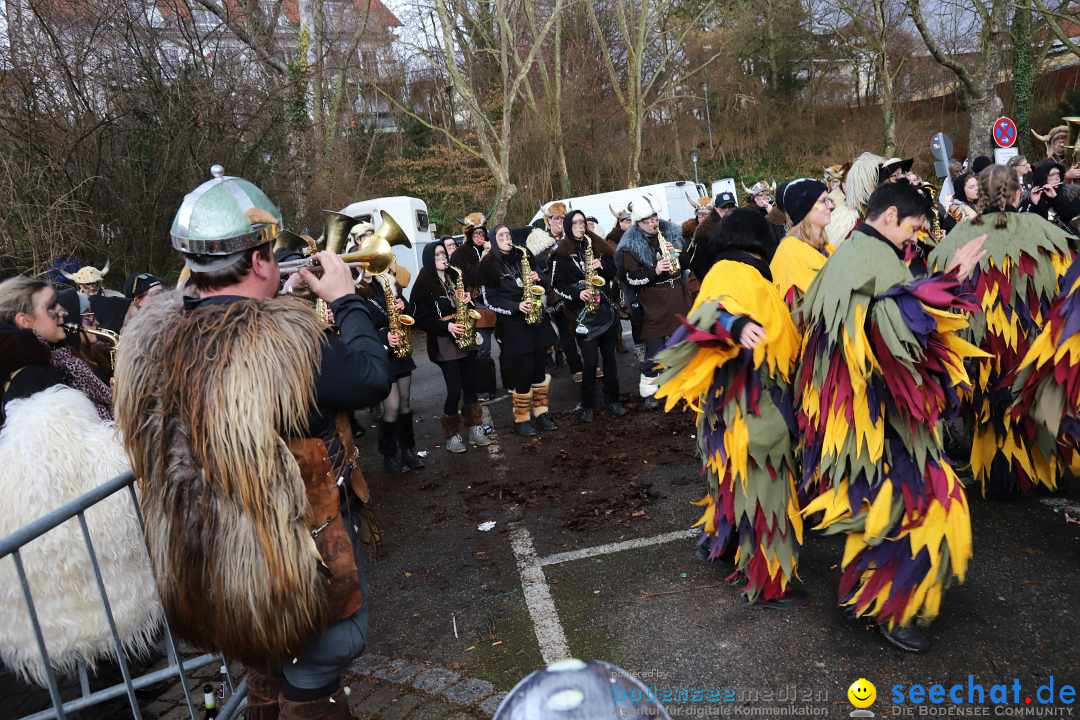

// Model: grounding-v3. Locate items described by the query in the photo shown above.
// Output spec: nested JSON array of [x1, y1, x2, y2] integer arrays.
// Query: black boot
[[879, 623, 931, 653], [397, 412, 425, 470], [379, 421, 404, 473]]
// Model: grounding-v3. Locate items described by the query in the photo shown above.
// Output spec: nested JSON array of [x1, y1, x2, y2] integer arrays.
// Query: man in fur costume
[[114, 167, 391, 720], [614, 194, 691, 409]]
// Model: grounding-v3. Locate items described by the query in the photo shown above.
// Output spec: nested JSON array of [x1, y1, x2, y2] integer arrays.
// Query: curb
[[346, 654, 507, 719]]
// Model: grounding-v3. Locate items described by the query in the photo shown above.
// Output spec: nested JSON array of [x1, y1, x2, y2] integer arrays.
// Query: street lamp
[[690, 149, 700, 186], [702, 82, 714, 153]]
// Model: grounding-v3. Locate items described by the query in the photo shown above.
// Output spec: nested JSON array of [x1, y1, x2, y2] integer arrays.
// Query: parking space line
[[538, 528, 696, 567], [510, 526, 697, 663], [509, 525, 571, 664]]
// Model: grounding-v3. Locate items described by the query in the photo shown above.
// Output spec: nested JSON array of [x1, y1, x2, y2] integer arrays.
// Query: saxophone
[[581, 239, 606, 316], [520, 252, 545, 325], [62, 322, 120, 367], [377, 272, 414, 359], [451, 266, 481, 350], [657, 226, 681, 275]]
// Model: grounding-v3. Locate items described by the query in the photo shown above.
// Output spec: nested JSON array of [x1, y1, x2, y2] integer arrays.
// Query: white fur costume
[[0, 386, 162, 686]]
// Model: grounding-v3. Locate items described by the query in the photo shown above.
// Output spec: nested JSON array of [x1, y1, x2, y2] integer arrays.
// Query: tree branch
[[1032, 0, 1080, 60], [192, 0, 288, 76], [372, 84, 484, 160], [907, 0, 977, 94]]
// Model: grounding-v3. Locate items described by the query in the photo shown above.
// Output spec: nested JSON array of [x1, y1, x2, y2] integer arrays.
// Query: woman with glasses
[[551, 210, 625, 423], [770, 179, 834, 322], [412, 242, 492, 454]]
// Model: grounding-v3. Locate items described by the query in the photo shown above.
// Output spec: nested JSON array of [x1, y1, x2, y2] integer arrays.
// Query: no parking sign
[[993, 117, 1018, 148]]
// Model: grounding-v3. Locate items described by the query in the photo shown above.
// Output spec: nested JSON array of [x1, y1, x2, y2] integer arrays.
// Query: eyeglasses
[[549, 215, 565, 222], [45, 304, 65, 320]]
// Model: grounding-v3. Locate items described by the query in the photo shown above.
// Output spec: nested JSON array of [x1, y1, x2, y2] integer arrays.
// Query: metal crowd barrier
[[0, 471, 248, 719]]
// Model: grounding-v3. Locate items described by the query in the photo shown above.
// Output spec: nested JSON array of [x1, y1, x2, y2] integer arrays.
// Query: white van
[[338, 196, 434, 295], [527, 181, 710, 236]]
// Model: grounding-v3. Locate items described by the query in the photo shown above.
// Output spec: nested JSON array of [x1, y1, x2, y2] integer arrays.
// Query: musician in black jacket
[[480, 224, 559, 437], [550, 210, 626, 423], [412, 242, 492, 454], [355, 265, 421, 474]]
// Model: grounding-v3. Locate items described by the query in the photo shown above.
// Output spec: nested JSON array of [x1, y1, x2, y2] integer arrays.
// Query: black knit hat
[[778, 178, 828, 227], [971, 156, 993, 175], [1031, 160, 1066, 189], [714, 208, 777, 259]]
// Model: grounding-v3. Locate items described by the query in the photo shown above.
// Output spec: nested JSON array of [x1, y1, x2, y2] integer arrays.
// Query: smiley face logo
[[848, 678, 877, 709]]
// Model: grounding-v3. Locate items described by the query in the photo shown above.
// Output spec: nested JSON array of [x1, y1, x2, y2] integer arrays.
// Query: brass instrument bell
[[343, 210, 412, 275], [278, 210, 412, 276]]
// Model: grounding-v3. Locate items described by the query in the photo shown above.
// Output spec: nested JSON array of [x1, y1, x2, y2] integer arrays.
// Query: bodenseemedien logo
[[848, 679, 877, 718]]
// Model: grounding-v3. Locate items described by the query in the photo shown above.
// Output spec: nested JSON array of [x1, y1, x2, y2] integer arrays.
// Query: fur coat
[[114, 291, 333, 667], [0, 385, 162, 686]]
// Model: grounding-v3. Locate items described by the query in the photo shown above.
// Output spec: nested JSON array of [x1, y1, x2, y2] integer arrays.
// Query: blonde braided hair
[[973, 165, 1019, 230]]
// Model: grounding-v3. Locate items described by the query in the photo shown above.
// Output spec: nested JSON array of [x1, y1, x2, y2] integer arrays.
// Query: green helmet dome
[[170, 165, 282, 256]]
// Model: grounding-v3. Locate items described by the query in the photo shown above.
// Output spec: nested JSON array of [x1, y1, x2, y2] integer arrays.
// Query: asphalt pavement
[[359, 327, 1080, 718]]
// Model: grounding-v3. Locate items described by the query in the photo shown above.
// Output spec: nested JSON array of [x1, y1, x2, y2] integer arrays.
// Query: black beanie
[[715, 208, 777, 259], [971, 156, 993, 175], [779, 178, 828, 227], [1031, 160, 1065, 189]]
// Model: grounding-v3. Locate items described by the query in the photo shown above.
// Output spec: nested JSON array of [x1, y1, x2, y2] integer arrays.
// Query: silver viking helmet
[[170, 165, 283, 271], [609, 203, 631, 221]]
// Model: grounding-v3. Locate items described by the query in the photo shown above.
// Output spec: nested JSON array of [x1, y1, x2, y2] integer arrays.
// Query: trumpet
[[278, 210, 411, 276]]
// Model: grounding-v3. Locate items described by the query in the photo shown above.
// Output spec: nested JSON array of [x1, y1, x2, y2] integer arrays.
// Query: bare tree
[[908, 0, 1009, 156], [585, 0, 722, 186], [823, 0, 910, 154], [379, 0, 565, 222]]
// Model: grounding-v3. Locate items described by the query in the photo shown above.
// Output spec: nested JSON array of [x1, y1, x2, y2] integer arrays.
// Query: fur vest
[[114, 291, 337, 667], [0, 385, 161, 686], [614, 219, 680, 276]]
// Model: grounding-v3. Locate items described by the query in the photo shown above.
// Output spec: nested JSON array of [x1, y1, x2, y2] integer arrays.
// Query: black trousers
[[578, 322, 620, 408], [556, 312, 583, 373], [505, 346, 548, 394], [436, 356, 478, 415]]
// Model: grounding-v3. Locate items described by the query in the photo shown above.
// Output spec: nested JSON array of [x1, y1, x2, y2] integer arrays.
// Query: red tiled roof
[[155, 0, 399, 29]]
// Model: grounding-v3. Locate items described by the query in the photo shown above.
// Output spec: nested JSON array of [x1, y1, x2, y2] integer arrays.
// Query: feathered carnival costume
[[928, 212, 1074, 496], [1013, 254, 1080, 482], [656, 210, 803, 602], [797, 228, 983, 629]]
